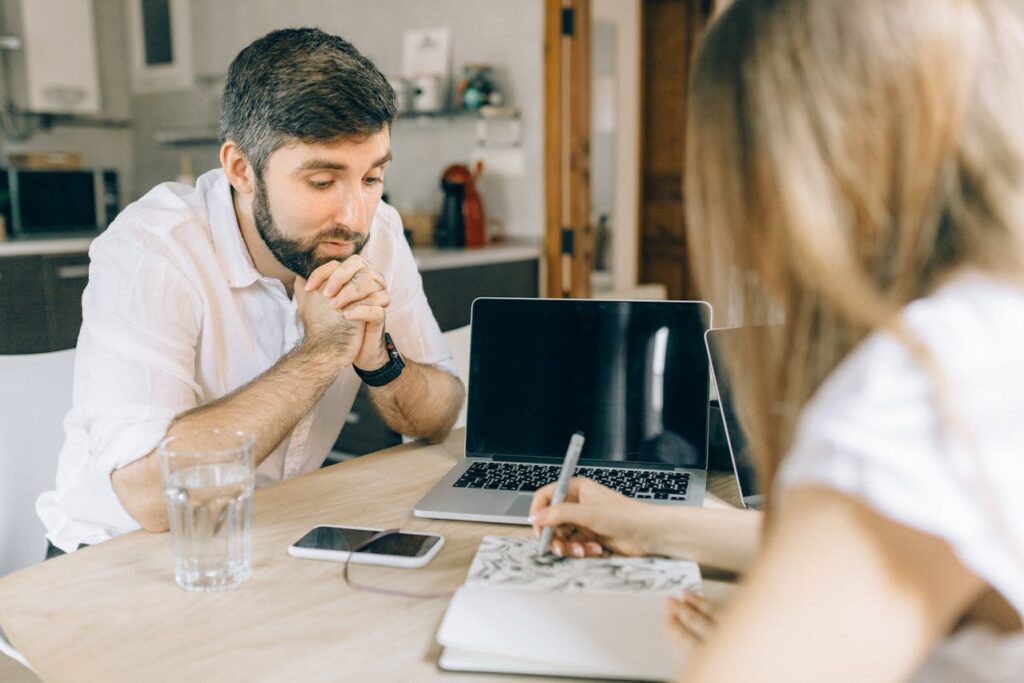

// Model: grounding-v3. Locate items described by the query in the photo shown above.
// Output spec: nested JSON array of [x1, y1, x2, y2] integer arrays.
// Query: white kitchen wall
[[0, 0, 135, 200], [131, 0, 545, 240]]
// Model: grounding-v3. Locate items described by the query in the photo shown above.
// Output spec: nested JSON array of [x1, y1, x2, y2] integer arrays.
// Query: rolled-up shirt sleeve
[[41, 229, 204, 543]]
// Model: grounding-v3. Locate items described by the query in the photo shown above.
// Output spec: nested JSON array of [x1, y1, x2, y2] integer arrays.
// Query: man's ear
[[220, 141, 256, 195]]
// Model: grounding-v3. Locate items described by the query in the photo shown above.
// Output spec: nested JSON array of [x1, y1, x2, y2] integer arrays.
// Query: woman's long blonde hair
[[686, 0, 1024, 506]]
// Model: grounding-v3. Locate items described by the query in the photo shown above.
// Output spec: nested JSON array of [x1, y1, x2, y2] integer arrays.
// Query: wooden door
[[638, 0, 713, 300]]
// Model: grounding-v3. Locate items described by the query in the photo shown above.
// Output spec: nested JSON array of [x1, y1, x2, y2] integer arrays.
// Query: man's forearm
[[172, 342, 342, 459], [111, 342, 345, 531], [367, 361, 464, 442]]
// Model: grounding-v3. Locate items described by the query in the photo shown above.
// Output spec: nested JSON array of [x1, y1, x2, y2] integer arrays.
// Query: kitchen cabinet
[[0, 252, 89, 354], [42, 253, 91, 351], [0, 255, 50, 353]]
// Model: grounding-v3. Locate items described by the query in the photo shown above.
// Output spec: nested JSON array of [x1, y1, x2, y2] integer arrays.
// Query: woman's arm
[[681, 486, 987, 682], [531, 478, 762, 573]]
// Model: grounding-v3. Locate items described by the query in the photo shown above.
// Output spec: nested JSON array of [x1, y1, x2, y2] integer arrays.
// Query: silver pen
[[538, 431, 586, 555]]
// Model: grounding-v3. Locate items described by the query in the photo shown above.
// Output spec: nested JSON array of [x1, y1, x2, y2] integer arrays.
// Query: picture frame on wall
[[126, 0, 193, 93]]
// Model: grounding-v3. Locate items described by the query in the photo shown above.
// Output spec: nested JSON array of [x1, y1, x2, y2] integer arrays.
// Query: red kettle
[[439, 162, 486, 247]]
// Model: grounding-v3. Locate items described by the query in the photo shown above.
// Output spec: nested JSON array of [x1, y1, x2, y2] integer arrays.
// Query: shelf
[[153, 108, 519, 146], [153, 127, 220, 147], [399, 105, 518, 120], [397, 108, 474, 120]]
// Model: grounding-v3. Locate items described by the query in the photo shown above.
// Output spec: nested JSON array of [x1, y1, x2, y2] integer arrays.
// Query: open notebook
[[437, 536, 702, 681]]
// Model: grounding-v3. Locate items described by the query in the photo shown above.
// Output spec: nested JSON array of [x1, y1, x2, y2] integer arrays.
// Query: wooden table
[[0, 429, 741, 682]]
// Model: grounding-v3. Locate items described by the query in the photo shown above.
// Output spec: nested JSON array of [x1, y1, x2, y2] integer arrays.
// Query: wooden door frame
[[544, 0, 592, 298], [636, 0, 713, 301]]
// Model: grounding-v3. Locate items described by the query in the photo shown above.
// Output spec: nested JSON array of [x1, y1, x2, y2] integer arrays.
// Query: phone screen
[[292, 527, 439, 557]]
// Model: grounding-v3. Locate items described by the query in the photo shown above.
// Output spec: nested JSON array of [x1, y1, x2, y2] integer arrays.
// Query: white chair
[[0, 348, 74, 672], [442, 325, 471, 429], [0, 348, 75, 576], [402, 325, 471, 444]]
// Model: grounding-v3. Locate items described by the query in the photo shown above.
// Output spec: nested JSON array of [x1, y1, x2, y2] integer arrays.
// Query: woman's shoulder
[[900, 272, 1024, 364], [809, 272, 1024, 422]]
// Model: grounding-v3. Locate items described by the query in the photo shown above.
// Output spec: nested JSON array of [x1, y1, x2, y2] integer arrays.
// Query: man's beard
[[252, 176, 368, 279]]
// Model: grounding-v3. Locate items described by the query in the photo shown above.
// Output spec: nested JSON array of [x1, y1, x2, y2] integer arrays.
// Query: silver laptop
[[414, 298, 712, 524], [705, 327, 763, 509]]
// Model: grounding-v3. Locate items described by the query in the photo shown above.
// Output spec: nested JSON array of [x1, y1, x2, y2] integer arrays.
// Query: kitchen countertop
[[0, 233, 541, 269], [413, 241, 540, 271], [0, 235, 99, 257]]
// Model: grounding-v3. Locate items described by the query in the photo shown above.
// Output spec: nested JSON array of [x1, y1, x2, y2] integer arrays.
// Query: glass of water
[[159, 429, 256, 592]]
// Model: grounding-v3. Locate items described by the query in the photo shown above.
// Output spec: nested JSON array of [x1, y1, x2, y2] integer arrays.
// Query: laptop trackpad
[[505, 494, 534, 518]]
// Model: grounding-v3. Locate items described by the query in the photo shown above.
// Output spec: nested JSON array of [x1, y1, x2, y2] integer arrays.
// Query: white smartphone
[[287, 525, 444, 568]]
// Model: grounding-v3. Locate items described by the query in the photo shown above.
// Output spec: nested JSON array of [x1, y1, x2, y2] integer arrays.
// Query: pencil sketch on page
[[464, 536, 702, 596]]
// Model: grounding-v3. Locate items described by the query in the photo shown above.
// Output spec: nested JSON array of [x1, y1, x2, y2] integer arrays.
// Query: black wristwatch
[[354, 332, 405, 387]]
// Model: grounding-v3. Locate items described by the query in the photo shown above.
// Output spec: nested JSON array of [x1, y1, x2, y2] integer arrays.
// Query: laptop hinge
[[489, 455, 676, 470], [490, 455, 564, 465]]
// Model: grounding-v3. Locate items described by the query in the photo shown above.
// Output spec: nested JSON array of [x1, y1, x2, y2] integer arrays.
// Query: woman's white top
[[777, 273, 1024, 682]]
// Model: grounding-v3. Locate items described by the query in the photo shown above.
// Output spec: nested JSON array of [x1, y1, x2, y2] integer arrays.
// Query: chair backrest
[[442, 325, 471, 429], [0, 348, 75, 576]]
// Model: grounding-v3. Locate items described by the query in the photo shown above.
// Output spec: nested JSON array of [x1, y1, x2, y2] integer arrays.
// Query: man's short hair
[[219, 28, 397, 177]]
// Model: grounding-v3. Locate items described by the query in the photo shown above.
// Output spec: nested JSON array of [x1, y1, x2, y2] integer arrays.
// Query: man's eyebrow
[[295, 159, 347, 172], [295, 151, 392, 173]]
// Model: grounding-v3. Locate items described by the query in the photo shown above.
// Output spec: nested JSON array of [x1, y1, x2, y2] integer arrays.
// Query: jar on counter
[[457, 64, 501, 111]]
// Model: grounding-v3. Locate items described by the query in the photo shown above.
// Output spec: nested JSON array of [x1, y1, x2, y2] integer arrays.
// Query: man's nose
[[333, 185, 365, 229]]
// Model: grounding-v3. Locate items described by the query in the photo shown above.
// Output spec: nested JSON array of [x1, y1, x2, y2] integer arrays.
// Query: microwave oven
[[0, 167, 119, 236]]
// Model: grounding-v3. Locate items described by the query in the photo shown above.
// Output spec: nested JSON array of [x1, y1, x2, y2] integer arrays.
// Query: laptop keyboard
[[453, 461, 690, 501]]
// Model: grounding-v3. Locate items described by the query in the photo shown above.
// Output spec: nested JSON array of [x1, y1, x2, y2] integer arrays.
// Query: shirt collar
[[201, 169, 262, 289]]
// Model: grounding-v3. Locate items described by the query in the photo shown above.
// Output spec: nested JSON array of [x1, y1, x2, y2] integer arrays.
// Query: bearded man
[[38, 28, 463, 554]]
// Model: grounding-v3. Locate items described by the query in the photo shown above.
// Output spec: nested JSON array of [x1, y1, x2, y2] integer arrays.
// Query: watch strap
[[354, 332, 405, 387]]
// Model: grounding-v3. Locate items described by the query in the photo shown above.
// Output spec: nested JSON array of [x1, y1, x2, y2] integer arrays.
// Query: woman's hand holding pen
[[529, 477, 661, 558], [531, 476, 763, 571]]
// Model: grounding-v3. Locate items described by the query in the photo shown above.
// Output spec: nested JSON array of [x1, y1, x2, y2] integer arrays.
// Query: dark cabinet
[[0, 252, 89, 354], [42, 253, 91, 350], [420, 259, 541, 330], [0, 255, 49, 353]]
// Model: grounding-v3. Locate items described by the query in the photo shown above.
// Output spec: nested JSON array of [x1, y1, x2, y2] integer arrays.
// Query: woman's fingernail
[[553, 545, 563, 558], [531, 510, 547, 523], [571, 545, 584, 558]]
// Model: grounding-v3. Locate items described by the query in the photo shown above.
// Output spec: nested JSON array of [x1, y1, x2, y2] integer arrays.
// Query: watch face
[[384, 333, 405, 366]]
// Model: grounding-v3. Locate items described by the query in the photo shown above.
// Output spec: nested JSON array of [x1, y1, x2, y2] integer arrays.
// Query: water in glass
[[159, 429, 255, 591]]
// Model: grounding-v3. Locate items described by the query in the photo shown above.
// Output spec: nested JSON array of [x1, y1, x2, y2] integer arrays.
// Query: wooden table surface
[[0, 429, 742, 682]]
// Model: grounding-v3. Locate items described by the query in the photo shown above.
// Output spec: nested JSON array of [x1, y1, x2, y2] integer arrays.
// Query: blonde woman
[[531, 0, 1024, 679]]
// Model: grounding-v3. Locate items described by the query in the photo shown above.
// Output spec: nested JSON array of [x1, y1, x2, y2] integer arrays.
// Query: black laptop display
[[467, 298, 711, 469]]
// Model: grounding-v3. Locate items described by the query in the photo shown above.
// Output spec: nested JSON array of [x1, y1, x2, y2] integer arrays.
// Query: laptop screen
[[466, 298, 711, 468], [705, 327, 762, 506]]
